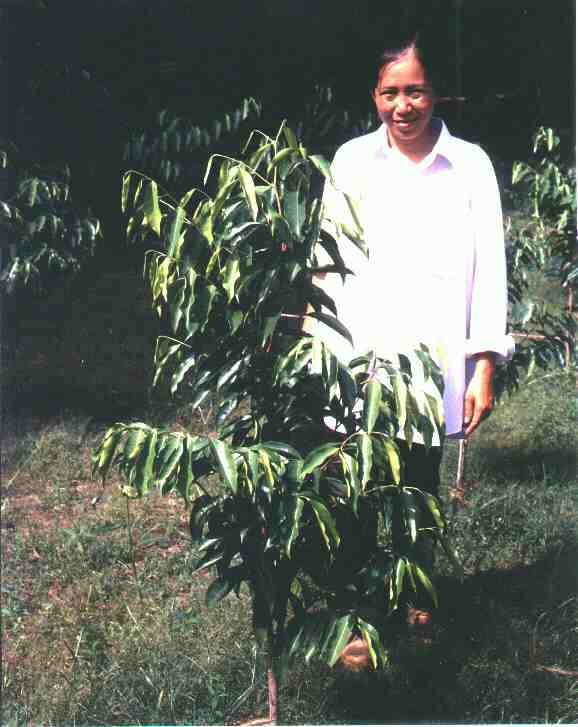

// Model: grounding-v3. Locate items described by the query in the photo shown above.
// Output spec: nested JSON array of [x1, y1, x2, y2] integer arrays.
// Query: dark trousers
[[395, 439, 443, 602], [395, 439, 443, 497]]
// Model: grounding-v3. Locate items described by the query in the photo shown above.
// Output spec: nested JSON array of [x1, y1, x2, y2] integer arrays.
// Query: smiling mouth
[[392, 120, 418, 133]]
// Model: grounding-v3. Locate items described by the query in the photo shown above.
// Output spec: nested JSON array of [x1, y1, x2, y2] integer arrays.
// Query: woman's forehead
[[377, 53, 429, 88]]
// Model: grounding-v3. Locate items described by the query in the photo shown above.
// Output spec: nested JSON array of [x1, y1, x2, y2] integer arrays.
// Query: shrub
[[94, 123, 455, 722]]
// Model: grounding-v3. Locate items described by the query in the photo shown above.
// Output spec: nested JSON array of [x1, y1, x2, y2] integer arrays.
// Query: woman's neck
[[387, 119, 441, 164]]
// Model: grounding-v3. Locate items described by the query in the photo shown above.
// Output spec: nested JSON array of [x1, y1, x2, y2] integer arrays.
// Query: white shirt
[[313, 120, 515, 440]]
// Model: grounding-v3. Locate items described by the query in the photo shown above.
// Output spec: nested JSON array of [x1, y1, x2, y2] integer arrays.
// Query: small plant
[[0, 142, 101, 295], [94, 123, 457, 723], [499, 127, 577, 394]]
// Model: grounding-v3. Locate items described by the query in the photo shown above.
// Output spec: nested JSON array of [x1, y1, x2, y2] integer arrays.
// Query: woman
[[314, 39, 514, 632]]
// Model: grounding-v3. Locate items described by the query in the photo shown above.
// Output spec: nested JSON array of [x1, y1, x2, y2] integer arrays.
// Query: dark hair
[[375, 34, 442, 91]]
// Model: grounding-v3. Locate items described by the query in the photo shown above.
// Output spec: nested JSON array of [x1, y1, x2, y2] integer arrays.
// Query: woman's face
[[373, 50, 435, 152]]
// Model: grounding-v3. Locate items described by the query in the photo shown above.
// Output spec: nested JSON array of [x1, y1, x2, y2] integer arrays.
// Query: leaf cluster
[[0, 143, 101, 295], [497, 127, 576, 395]]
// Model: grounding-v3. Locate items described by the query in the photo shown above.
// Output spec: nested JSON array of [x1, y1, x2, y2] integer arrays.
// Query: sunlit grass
[[2, 373, 576, 725]]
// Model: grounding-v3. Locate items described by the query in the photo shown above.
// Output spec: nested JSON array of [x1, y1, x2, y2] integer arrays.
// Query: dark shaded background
[[3, 0, 575, 189]]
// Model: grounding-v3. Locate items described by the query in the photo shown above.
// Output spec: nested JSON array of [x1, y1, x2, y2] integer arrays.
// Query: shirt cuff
[[465, 334, 516, 361]]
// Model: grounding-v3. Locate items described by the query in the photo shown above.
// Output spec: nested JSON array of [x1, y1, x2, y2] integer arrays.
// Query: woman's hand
[[463, 352, 496, 437]]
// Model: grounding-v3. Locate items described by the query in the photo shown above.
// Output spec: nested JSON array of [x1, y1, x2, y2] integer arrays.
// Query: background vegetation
[[1, 0, 576, 724]]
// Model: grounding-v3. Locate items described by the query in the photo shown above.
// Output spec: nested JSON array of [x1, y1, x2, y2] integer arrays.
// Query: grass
[[2, 252, 577, 725]]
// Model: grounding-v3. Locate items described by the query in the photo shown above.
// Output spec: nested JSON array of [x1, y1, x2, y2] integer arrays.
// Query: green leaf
[[189, 495, 217, 543], [317, 615, 339, 661], [303, 613, 327, 664], [284, 178, 304, 237], [217, 356, 246, 390], [125, 427, 148, 461], [255, 268, 278, 309], [143, 180, 162, 236], [193, 547, 226, 575], [216, 396, 239, 428], [422, 491, 446, 530], [206, 576, 235, 607], [238, 166, 259, 221], [285, 495, 304, 557], [285, 459, 304, 484], [270, 211, 293, 246], [222, 254, 240, 302], [309, 154, 334, 182], [258, 448, 275, 488], [129, 428, 158, 495], [182, 269, 199, 339], [121, 172, 131, 213], [157, 435, 184, 487], [170, 353, 197, 395], [401, 488, 418, 543], [227, 309, 244, 334], [262, 441, 302, 459], [190, 386, 212, 410], [321, 344, 339, 400], [363, 379, 381, 433], [25, 178, 38, 206], [283, 126, 298, 149], [425, 392, 444, 432], [167, 276, 186, 334], [167, 205, 186, 258], [337, 364, 357, 409], [302, 495, 340, 551], [393, 557, 407, 609], [357, 432, 373, 488], [151, 255, 174, 305], [326, 614, 353, 667], [301, 443, 340, 476], [305, 311, 353, 346], [268, 147, 294, 172], [357, 619, 385, 669], [241, 449, 259, 493], [391, 372, 408, 431], [260, 313, 280, 348], [210, 439, 238, 493], [305, 281, 337, 316], [341, 192, 365, 246], [412, 563, 438, 608], [339, 451, 360, 510], [380, 437, 401, 484], [93, 426, 124, 479], [176, 436, 195, 502], [196, 284, 218, 332], [316, 231, 347, 277]]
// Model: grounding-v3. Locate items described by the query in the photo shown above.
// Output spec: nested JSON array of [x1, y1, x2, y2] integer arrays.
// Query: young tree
[[93, 123, 456, 724], [0, 143, 101, 295], [497, 127, 576, 395]]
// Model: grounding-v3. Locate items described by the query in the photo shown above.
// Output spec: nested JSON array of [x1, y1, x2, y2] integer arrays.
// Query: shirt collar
[[377, 118, 456, 170]]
